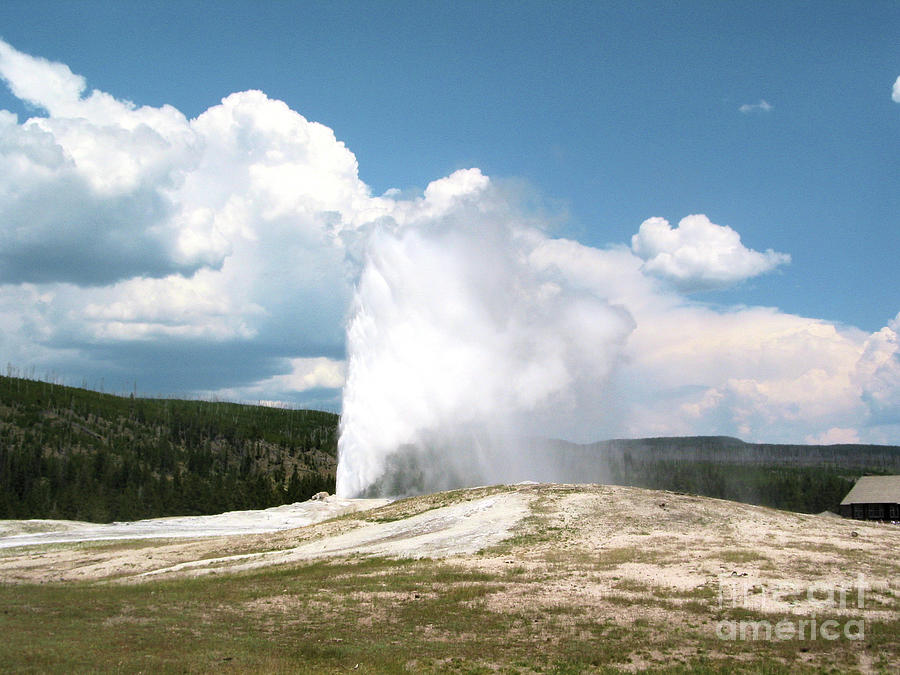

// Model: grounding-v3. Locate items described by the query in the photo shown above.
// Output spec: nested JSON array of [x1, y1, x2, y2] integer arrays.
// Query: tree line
[[550, 436, 900, 514], [4, 373, 898, 521], [0, 375, 337, 522]]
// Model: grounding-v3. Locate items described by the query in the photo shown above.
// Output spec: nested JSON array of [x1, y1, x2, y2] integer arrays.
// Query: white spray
[[336, 175, 634, 497]]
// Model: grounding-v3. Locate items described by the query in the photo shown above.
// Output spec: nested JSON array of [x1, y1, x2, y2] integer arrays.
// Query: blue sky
[[2, 1, 897, 328], [0, 1, 898, 444]]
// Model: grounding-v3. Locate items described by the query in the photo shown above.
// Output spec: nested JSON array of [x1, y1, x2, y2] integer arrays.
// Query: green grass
[[717, 548, 768, 565], [0, 557, 627, 673], [1, 552, 894, 674]]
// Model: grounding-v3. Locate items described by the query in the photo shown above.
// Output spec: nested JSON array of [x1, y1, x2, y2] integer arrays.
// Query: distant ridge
[[539, 435, 900, 515], [583, 435, 900, 468]]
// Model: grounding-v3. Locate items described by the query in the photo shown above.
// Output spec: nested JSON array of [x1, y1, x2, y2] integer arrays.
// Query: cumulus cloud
[[856, 318, 900, 426], [201, 357, 347, 406], [0, 40, 87, 113], [0, 39, 212, 284], [630, 214, 790, 291], [893, 76, 900, 103], [532, 236, 900, 444], [739, 99, 773, 114], [0, 40, 511, 407], [0, 39, 379, 400]]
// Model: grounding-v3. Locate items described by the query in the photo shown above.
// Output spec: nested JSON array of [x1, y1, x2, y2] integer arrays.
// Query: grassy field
[[1, 483, 898, 673], [5, 558, 889, 674]]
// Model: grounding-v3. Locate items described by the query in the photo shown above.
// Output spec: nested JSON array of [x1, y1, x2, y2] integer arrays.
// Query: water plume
[[336, 179, 634, 497]]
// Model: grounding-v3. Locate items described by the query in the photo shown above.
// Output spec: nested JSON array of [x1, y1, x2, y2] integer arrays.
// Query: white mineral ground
[[0, 496, 390, 548]]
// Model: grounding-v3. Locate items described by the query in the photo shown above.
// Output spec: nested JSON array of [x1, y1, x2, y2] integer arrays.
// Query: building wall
[[840, 503, 900, 520]]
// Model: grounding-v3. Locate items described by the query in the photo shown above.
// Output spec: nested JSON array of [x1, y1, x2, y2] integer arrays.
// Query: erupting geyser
[[335, 173, 634, 497]]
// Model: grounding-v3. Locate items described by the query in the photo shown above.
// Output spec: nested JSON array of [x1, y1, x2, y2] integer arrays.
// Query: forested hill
[[0, 376, 337, 522], [584, 435, 900, 471], [544, 436, 900, 515], [4, 373, 899, 521]]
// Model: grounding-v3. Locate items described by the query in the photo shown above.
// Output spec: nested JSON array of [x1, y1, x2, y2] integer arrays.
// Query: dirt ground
[[1, 483, 898, 672], [1, 482, 896, 594]]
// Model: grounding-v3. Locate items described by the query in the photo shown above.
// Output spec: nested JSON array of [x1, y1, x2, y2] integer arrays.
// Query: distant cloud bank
[[893, 76, 900, 103]]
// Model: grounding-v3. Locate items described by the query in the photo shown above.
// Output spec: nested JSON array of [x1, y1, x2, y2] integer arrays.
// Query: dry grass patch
[[2, 483, 899, 672]]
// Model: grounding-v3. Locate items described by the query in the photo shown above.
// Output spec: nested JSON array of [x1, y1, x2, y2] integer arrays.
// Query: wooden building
[[840, 475, 900, 521]]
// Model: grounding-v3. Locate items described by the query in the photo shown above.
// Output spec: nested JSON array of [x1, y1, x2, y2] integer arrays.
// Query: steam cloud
[[336, 179, 635, 497]]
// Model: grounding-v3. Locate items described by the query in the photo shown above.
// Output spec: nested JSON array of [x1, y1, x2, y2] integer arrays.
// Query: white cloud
[[805, 427, 861, 445], [893, 76, 900, 103], [739, 99, 773, 114], [1, 39, 898, 463], [0, 40, 376, 398], [855, 321, 900, 425], [0, 40, 209, 284], [338, 196, 899, 493], [530, 235, 900, 444], [0, 40, 520, 403], [275, 357, 347, 391], [0, 40, 86, 113], [630, 214, 790, 291], [206, 357, 347, 405]]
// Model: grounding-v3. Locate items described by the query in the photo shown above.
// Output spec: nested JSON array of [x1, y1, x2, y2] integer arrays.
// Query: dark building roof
[[840, 476, 900, 506]]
